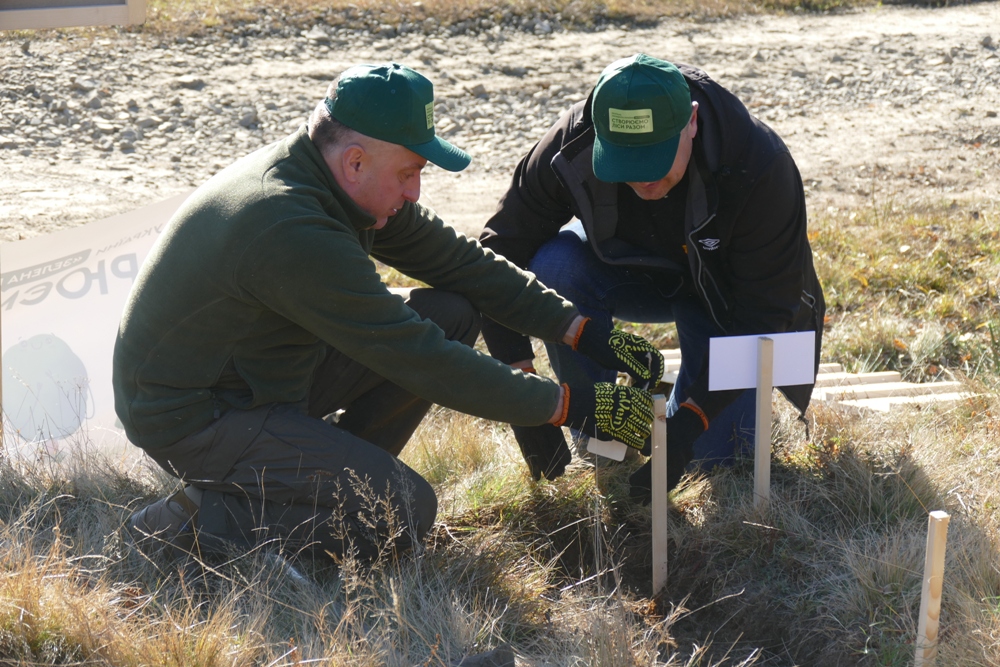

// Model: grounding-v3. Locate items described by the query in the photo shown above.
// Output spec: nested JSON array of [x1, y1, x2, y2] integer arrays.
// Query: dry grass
[[0, 0, 894, 42], [136, 0, 871, 38], [1, 146, 997, 667], [1, 2, 998, 661], [0, 426, 745, 665], [814, 198, 1000, 382], [2, 381, 999, 664]]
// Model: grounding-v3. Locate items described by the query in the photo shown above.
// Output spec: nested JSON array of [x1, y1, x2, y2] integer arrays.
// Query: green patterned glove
[[572, 318, 665, 390], [556, 382, 654, 450]]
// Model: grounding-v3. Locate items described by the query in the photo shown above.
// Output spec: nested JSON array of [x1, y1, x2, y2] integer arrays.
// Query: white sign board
[[708, 331, 816, 391], [0, 0, 146, 31], [1, 193, 189, 458]]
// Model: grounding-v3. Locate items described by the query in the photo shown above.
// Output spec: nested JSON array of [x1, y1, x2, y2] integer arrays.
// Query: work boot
[[128, 486, 201, 557]]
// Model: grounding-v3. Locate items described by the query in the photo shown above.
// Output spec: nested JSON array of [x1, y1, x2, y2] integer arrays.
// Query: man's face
[[352, 142, 426, 229], [327, 135, 426, 230], [626, 104, 699, 201]]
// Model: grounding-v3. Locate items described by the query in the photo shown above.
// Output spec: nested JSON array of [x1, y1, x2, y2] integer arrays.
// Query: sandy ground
[[1, 3, 998, 242]]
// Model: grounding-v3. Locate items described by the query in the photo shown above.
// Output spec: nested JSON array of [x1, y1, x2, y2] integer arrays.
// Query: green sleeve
[[238, 213, 562, 426], [371, 202, 579, 342]]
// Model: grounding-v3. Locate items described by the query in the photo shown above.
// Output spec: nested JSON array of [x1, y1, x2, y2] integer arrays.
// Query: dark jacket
[[480, 64, 825, 417]]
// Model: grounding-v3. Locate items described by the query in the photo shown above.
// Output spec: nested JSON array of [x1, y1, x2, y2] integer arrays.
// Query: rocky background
[[1, 2, 998, 241]]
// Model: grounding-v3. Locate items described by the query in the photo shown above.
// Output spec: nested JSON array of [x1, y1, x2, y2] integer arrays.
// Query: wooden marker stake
[[753, 337, 774, 509], [915, 510, 951, 667], [651, 394, 668, 594]]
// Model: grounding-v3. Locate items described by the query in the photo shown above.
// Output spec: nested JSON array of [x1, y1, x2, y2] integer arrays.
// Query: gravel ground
[[1, 2, 998, 242]]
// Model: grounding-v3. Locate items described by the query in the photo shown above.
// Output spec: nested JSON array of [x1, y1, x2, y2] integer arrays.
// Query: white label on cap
[[609, 108, 654, 134], [425, 102, 434, 130]]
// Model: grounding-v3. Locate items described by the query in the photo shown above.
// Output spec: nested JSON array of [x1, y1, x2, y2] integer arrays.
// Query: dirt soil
[[1, 3, 998, 243]]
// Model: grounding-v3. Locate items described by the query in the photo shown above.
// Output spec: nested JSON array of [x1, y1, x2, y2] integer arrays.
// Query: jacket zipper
[[688, 213, 726, 331]]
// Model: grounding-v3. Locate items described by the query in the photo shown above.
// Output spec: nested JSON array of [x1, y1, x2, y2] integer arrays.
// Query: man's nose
[[403, 175, 421, 203]]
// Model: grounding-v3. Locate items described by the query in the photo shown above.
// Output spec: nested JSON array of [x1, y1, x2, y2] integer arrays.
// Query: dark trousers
[[529, 226, 756, 470], [144, 288, 481, 560]]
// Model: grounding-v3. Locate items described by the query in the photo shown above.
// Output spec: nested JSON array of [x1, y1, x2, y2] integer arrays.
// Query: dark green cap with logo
[[591, 54, 692, 183], [326, 62, 471, 172]]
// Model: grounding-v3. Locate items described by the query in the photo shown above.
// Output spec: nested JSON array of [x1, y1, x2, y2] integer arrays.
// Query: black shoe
[[128, 488, 199, 557], [628, 462, 653, 505], [628, 454, 690, 505]]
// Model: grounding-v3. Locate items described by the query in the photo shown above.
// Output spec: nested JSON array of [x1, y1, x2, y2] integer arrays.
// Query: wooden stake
[[754, 337, 774, 509], [127, 0, 147, 25], [915, 510, 950, 667], [651, 394, 668, 595]]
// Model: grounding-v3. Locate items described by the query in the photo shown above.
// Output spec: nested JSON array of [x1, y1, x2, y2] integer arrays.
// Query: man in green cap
[[480, 54, 826, 499], [115, 62, 663, 561]]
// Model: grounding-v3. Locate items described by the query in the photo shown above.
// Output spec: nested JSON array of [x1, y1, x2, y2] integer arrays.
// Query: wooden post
[[754, 337, 774, 509], [126, 0, 147, 25], [651, 394, 668, 594], [915, 511, 951, 667]]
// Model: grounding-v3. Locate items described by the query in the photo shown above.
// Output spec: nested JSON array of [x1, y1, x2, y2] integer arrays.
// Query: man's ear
[[688, 102, 699, 139], [341, 144, 366, 183]]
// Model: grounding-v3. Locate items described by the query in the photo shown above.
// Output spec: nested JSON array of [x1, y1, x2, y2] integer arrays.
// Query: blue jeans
[[529, 226, 755, 471]]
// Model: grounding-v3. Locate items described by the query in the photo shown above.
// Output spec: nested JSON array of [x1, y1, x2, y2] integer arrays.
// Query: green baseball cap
[[326, 62, 471, 172], [591, 54, 692, 183]]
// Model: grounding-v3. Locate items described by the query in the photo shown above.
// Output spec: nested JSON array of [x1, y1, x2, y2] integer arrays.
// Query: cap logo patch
[[425, 102, 434, 130], [608, 108, 654, 134]]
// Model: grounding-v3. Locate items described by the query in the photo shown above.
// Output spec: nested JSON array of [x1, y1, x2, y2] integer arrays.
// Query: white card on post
[[587, 438, 628, 461], [708, 330, 816, 391]]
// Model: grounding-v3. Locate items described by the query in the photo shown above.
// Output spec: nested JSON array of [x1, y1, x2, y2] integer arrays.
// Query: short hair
[[308, 77, 357, 151]]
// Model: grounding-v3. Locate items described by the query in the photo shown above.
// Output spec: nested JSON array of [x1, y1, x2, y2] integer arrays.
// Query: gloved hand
[[628, 403, 707, 503], [571, 318, 665, 390], [511, 424, 572, 481], [557, 383, 654, 451]]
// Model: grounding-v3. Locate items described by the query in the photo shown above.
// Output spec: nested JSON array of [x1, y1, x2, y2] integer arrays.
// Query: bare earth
[[1, 3, 998, 243]]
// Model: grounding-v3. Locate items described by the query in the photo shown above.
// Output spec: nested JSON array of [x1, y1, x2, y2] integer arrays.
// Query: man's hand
[[628, 403, 707, 503], [556, 383, 654, 450], [571, 318, 665, 390], [511, 424, 572, 481], [501, 365, 571, 481]]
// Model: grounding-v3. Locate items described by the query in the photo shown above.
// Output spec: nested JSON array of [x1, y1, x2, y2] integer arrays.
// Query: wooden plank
[[0, 0, 146, 30], [654, 346, 969, 416], [651, 395, 668, 594], [836, 392, 973, 412], [813, 371, 902, 388], [754, 337, 774, 509], [126, 0, 145, 24], [818, 381, 965, 401]]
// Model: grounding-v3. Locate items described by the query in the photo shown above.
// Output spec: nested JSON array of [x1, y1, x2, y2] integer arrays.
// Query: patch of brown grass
[[138, 0, 750, 38], [9, 0, 884, 41], [813, 201, 1000, 381]]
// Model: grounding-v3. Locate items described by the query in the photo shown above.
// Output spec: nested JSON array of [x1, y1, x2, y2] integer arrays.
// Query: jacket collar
[[288, 126, 378, 233]]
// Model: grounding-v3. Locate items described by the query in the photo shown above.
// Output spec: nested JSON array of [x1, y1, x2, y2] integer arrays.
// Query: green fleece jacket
[[113, 127, 577, 449]]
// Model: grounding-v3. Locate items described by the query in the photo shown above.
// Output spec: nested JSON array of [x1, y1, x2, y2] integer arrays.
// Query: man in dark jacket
[[115, 63, 662, 561], [479, 54, 825, 498]]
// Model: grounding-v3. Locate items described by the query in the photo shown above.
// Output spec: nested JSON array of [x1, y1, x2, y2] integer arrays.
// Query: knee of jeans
[[400, 472, 437, 541], [528, 235, 592, 299], [406, 288, 481, 347]]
